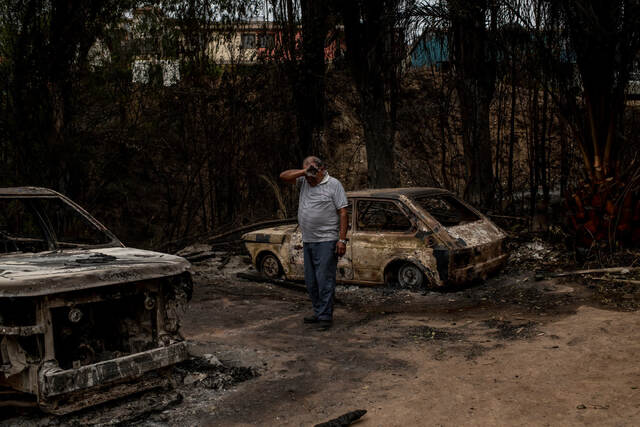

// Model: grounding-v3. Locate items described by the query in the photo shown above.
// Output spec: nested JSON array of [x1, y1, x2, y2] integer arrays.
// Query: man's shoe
[[316, 320, 333, 330], [303, 315, 319, 323]]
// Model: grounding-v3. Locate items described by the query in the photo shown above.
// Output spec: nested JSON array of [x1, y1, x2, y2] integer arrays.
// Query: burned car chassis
[[0, 188, 192, 414], [243, 188, 507, 289], [0, 275, 191, 414]]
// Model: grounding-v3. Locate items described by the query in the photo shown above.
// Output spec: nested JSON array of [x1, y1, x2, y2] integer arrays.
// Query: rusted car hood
[[242, 224, 297, 244], [0, 247, 190, 297]]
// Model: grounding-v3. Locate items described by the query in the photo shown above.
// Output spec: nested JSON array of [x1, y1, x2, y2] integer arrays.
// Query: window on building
[[356, 200, 412, 232], [241, 33, 256, 49], [258, 33, 275, 49], [137, 37, 156, 55]]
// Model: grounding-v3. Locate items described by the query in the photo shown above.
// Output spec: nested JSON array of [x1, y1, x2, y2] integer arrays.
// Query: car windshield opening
[[0, 197, 114, 254], [0, 199, 50, 254], [413, 195, 480, 227]]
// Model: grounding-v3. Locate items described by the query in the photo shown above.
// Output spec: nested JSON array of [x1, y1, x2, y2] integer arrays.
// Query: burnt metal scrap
[[314, 409, 367, 427], [243, 187, 507, 288], [0, 187, 192, 414]]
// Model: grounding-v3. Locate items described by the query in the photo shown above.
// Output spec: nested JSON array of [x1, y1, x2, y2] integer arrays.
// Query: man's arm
[[338, 207, 348, 240], [336, 207, 348, 257], [279, 168, 307, 184]]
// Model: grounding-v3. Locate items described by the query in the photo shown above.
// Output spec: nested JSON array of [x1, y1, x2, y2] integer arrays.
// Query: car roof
[[0, 187, 60, 196], [346, 187, 450, 200]]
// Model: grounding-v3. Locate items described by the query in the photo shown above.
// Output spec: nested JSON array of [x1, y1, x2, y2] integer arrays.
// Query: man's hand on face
[[305, 164, 318, 176], [336, 241, 346, 257], [304, 164, 322, 185]]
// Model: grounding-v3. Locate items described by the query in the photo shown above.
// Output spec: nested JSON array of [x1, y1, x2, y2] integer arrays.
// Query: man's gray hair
[[303, 156, 324, 168]]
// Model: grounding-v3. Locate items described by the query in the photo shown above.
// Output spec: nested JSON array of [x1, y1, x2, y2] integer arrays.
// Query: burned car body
[[243, 188, 506, 288], [0, 187, 192, 414]]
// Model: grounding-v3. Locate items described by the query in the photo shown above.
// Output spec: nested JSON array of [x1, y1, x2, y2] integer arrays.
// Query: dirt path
[[3, 251, 640, 426], [176, 256, 640, 426]]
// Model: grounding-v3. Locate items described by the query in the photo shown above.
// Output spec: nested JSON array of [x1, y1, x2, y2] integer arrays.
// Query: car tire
[[398, 263, 424, 289], [259, 253, 282, 279]]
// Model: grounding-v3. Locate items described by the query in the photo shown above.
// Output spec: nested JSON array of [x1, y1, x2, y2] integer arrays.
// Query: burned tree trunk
[[297, 0, 329, 156], [457, 82, 495, 207], [342, 0, 402, 188], [449, 0, 497, 208], [272, 0, 329, 158]]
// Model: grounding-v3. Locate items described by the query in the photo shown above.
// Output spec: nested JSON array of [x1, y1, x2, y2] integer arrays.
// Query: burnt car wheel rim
[[261, 255, 280, 278], [399, 264, 423, 287]]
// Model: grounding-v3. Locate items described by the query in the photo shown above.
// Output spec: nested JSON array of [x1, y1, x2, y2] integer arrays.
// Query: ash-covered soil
[[4, 239, 640, 426]]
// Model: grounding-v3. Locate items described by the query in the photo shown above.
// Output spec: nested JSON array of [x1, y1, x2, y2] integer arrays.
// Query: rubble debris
[[191, 253, 254, 282], [314, 409, 367, 427], [464, 343, 492, 361], [202, 353, 223, 366], [484, 320, 538, 340], [551, 267, 640, 277], [237, 271, 307, 293], [409, 326, 464, 341], [176, 243, 218, 262], [72, 390, 184, 426], [507, 238, 558, 265], [1, 356, 259, 425], [187, 251, 218, 263], [586, 277, 640, 285], [173, 357, 259, 391], [586, 278, 640, 311]]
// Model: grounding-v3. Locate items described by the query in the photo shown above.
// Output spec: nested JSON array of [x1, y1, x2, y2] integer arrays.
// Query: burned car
[[243, 188, 506, 288], [0, 187, 192, 414]]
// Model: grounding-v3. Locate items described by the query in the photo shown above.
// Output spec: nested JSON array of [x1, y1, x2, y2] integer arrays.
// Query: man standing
[[280, 156, 349, 330]]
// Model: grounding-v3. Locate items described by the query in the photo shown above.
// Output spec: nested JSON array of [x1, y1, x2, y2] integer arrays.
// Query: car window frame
[[0, 194, 123, 253], [352, 197, 418, 235], [345, 200, 354, 231], [0, 197, 56, 253], [411, 193, 485, 229]]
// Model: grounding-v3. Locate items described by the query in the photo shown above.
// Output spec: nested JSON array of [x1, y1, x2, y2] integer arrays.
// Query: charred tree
[[297, 0, 330, 156], [551, 0, 640, 248], [559, 0, 639, 182], [448, 0, 498, 208], [341, 0, 403, 188], [270, 0, 329, 158], [0, 0, 133, 194]]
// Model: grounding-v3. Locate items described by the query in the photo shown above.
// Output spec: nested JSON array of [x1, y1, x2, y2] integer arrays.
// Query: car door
[[286, 203, 354, 281], [351, 198, 419, 283], [286, 225, 305, 279]]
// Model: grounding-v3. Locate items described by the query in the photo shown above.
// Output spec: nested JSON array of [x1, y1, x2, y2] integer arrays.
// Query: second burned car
[[243, 188, 507, 288], [0, 187, 192, 414]]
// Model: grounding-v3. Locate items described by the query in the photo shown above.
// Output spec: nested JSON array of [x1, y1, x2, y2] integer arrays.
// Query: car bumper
[[450, 253, 508, 284], [40, 342, 188, 398]]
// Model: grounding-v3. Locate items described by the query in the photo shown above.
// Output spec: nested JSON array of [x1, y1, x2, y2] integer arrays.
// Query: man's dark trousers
[[303, 241, 338, 321]]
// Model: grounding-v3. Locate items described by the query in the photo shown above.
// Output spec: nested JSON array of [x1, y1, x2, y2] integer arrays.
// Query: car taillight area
[[449, 239, 504, 267]]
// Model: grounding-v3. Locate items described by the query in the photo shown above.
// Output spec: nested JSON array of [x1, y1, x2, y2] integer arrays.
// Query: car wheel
[[398, 263, 424, 288], [259, 253, 282, 279]]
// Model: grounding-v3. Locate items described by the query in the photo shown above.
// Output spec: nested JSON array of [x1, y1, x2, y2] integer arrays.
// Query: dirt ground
[[3, 240, 640, 426]]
